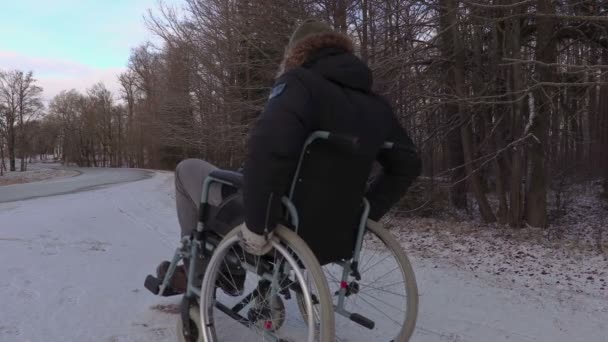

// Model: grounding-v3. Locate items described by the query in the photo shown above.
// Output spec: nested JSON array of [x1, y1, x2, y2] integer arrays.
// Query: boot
[[156, 260, 188, 294]]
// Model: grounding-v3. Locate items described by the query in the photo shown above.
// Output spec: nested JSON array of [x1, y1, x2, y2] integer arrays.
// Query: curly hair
[[277, 32, 354, 77]]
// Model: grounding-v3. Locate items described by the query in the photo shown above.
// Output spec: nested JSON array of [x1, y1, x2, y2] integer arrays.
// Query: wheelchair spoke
[[199, 227, 335, 342], [317, 224, 416, 342], [356, 293, 403, 326], [358, 244, 382, 274], [366, 264, 400, 283], [358, 290, 406, 314], [360, 253, 393, 275], [358, 270, 405, 289], [220, 260, 240, 294], [358, 281, 407, 298], [358, 279, 405, 289]]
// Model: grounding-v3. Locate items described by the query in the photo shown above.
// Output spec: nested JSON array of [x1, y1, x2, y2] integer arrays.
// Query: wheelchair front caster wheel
[[176, 304, 203, 342]]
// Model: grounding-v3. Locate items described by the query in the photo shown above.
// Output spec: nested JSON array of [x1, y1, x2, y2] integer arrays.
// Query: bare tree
[[118, 71, 139, 167], [48, 90, 85, 165], [0, 103, 7, 175], [0, 70, 44, 171], [40, 0, 608, 221], [0, 72, 18, 171]]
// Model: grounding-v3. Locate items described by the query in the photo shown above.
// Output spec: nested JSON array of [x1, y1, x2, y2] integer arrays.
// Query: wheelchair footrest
[[144, 275, 181, 297], [350, 313, 375, 330]]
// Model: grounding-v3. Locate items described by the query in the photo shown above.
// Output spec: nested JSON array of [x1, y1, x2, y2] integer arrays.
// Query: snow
[[411, 258, 607, 342], [0, 163, 79, 186], [1, 172, 607, 341], [388, 181, 608, 301], [0, 172, 178, 342]]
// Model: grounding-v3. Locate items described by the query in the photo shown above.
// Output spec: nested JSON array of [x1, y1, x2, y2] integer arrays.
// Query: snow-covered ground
[[0, 163, 79, 186], [1, 172, 607, 341]]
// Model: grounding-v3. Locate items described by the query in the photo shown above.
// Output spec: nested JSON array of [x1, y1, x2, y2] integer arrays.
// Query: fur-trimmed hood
[[277, 32, 373, 92]]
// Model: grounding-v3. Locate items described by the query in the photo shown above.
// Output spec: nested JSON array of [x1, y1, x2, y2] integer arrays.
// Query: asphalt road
[[0, 165, 154, 203]]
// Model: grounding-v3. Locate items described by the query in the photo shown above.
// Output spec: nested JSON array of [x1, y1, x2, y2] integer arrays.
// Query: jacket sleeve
[[243, 74, 315, 234], [366, 116, 421, 221]]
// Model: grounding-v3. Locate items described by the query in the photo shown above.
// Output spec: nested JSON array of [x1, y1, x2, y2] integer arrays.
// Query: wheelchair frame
[[152, 130, 403, 339], [288, 131, 398, 328]]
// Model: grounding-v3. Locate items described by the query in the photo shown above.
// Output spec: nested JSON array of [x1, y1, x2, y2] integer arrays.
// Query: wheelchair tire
[[297, 222, 419, 342], [365, 222, 418, 341], [199, 224, 335, 342], [176, 304, 203, 342]]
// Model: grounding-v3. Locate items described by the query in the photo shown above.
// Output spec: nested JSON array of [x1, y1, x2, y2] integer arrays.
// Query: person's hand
[[237, 223, 274, 256]]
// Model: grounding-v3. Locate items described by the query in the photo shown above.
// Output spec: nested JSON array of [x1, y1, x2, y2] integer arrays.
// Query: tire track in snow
[[117, 207, 174, 248]]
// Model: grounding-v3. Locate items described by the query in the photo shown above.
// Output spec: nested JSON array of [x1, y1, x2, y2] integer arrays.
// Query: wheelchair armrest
[[209, 169, 244, 189]]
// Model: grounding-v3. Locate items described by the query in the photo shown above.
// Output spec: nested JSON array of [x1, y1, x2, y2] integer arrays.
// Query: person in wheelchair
[[156, 19, 421, 296]]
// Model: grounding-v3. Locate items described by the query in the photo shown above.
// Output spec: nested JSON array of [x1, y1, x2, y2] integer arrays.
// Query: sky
[[0, 0, 180, 102]]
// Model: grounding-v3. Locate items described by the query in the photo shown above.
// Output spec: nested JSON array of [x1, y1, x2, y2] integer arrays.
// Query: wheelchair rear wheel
[[297, 222, 418, 341], [199, 225, 335, 342]]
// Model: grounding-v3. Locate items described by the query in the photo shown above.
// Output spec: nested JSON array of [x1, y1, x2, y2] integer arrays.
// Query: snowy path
[[1, 172, 606, 342], [0, 165, 152, 203], [0, 163, 80, 187]]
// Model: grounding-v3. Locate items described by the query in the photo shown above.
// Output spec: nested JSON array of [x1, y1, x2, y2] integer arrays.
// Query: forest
[[1, 0, 608, 229]]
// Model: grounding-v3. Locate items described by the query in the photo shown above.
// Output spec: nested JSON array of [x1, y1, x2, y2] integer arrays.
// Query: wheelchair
[[144, 131, 419, 341]]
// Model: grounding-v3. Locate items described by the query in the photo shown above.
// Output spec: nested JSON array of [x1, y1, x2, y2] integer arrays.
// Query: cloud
[[0, 51, 125, 102], [38, 68, 126, 103]]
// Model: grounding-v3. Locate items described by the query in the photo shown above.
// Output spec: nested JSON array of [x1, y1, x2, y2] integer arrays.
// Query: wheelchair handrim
[[321, 225, 418, 341], [199, 234, 316, 342]]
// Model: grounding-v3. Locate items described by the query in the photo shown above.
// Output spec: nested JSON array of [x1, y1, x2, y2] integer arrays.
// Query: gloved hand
[[237, 223, 274, 256]]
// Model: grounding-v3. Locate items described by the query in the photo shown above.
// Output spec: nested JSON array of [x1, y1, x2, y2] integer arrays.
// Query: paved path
[[0, 165, 153, 203]]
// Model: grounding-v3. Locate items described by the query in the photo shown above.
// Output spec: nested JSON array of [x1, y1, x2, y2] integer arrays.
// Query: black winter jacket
[[243, 47, 421, 234]]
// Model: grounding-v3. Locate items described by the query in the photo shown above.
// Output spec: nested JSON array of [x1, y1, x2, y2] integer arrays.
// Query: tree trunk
[[0, 137, 5, 176], [495, 157, 509, 224], [369, 4, 376, 65], [588, 48, 600, 175], [335, 0, 347, 33], [19, 122, 26, 171], [461, 122, 496, 222], [8, 123, 16, 172], [118, 111, 123, 167], [441, 0, 495, 221], [600, 49, 608, 189], [526, 0, 556, 228], [18, 87, 26, 172], [447, 109, 467, 209], [361, 0, 369, 62], [439, 0, 467, 209]]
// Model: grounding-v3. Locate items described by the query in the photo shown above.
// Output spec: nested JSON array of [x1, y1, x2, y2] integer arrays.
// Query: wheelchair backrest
[[288, 132, 380, 265]]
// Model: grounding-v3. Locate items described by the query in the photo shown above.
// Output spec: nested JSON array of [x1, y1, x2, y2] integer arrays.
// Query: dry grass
[[385, 182, 608, 298]]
